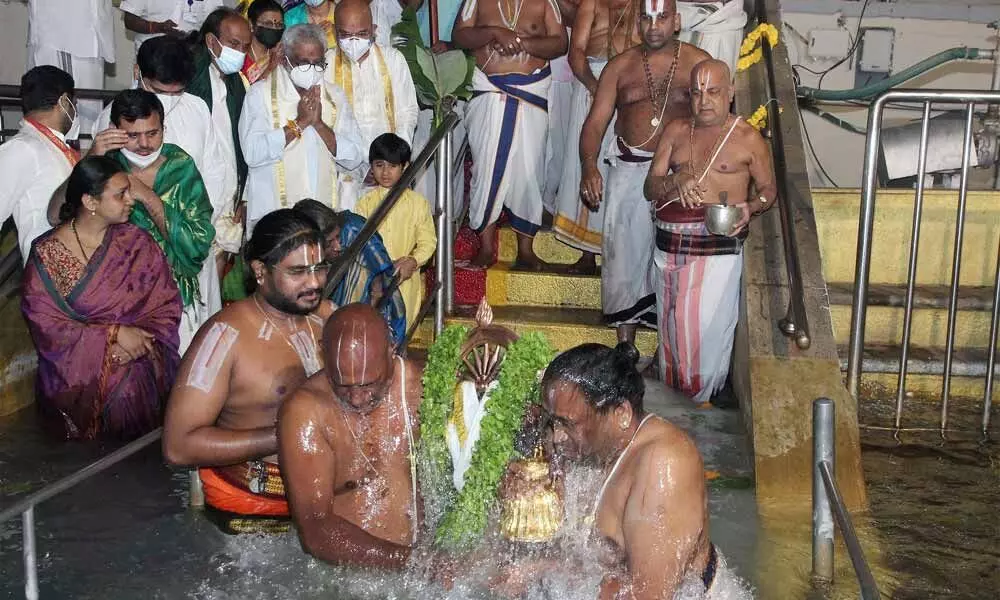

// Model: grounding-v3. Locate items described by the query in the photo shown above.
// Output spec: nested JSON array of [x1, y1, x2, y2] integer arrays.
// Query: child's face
[[371, 160, 406, 189]]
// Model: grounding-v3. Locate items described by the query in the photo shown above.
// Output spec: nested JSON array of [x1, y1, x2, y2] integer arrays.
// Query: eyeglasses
[[287, 58, 327, 70], [271, 262, 331, 277]]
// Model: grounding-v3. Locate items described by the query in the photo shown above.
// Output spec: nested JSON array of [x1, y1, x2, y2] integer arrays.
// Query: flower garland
[[746, 99, 783, 132], [418, 325, 554, 550], [737, 23, 780, 72]]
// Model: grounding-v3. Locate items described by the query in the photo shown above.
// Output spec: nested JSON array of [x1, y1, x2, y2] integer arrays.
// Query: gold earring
[[620, 417, 629, 430]]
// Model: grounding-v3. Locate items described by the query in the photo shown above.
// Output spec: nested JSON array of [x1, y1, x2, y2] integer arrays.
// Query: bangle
[[286, 119, 302, 139]]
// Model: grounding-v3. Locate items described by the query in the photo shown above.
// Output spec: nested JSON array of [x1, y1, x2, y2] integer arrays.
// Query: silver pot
[[704, 204, 742, 236]]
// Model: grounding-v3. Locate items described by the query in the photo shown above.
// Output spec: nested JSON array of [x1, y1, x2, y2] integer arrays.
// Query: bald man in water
[[278, 303, 422, 568], [643, 58, 776, 403]]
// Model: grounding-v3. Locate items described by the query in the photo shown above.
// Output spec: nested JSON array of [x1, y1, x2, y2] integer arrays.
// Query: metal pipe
[[443, 130, 455, 315], [323, 111, 459, 300], [818, 461, 882, 600], [847, 92, 893, 398], [812, 397, 835, 583], [982, 236, 1000, 437], [23, 507, 38, 600], [894, 102, 932, 437], [0, 428, 162, 524], [434, 130, 448, 337], [940, 103, 976, 438]]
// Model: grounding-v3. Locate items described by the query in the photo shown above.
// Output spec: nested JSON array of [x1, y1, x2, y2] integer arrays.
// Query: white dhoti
[[543, 54, 574, 213], [601, 140, 656, 328], [677, 1, 748, 75], [552, 57, 612, 254], [654, 221, 744, 403], [413, 104, 467, 216], [465, 66, 551, 237]]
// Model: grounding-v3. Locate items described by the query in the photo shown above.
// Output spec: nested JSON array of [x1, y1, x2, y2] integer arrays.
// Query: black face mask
[[255, 26, 284, 49]]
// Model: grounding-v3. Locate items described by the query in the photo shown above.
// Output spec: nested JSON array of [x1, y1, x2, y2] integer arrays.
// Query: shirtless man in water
[[163, 209, 333, 523], [643, 58, 776, 403], [542, 343, 718, 599], [278, 303, 422, 568], [550, 0, 639, 275], [579, 0, 709, 348], [453, 0, 567, 269]]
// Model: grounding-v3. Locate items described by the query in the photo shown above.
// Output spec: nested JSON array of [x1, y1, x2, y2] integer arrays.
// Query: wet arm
[[621, 446, 706, 599], [579, 63, 618, 170], [568, 0, 598, 90], [278, 395, 411, 569], [163, 322, 277, 467]]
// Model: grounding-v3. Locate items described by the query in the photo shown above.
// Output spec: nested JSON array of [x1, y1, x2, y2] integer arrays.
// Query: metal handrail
[[846, 89, 1000, 438], [756, 0, 811, 350], [812, 398, 881, 599]]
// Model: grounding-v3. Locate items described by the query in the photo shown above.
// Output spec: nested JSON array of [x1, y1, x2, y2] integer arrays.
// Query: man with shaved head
[[644, 58, 776, 403], [278, 303, 422, 568]]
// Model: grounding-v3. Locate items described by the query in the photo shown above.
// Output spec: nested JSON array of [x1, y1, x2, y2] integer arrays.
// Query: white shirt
[[28, 0, 116, 62], [239, 68, 365, 227], [119, 0, 225, 55], [330, 44, 419, 153], [93, 92, 236, 223], [370, 0, 404, 48], [0, 122, 74, 263], [207, 66, 239, 201]]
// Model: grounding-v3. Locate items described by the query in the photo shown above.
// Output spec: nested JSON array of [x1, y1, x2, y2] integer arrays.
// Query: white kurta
[[119, 0, 226, 57], [93, 93, 235, 227], [0, 122, 74, 262], [239, 68, 365, 230], [207, 65, 243, 252], [327, 44, 419, 210], [370, 0, 404, 48]]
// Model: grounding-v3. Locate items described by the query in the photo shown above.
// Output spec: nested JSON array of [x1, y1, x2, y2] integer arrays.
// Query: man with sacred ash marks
[[163, 208, 334, 531], [278, 303, 423, 568], [453, 0, 568, 269], [578, 0, 709, 349]]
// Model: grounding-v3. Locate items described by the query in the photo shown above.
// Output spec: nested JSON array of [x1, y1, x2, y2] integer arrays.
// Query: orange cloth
[[199, 466, 289, 517]]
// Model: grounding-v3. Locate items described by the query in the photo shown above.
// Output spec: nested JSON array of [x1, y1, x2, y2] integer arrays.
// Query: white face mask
[[286, 59, 324, 89], [304, 0, 326, 7], [120, 146, 163, 169], [339, 37, 372, 63], [58, 95, 80, 141], [213, 38, 247, 75]]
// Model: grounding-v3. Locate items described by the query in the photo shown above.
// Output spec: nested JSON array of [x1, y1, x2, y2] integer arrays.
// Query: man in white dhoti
[[26, 0, 114, 142], [644, 59, 775, 402], [453, 0, 568, 269], [329, 0, 419, 210], [551, 0, 638, 274], [239, 24, 366, 232], [1, 67, 78, 263], [676, 0, 747, 75], [579, 0, 708, 346]]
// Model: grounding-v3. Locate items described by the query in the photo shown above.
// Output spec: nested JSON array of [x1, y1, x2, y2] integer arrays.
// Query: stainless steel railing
[[811, 397, 881, 600], [846, 90, 1000, 439], [755, 0, 811, 350]]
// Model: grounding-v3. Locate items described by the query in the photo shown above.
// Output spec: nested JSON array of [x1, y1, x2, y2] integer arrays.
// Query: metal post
[[434, 134, 448, 337], [23, 507, 38, 600], [983, 236, 1000, 437], [442, 130, 455, 315], [894, 102, 932, 436], [812, 397, 835, 584], [847, 95, 891, 398], [941, 104, 976, 438], [189, 470, 204, 509]]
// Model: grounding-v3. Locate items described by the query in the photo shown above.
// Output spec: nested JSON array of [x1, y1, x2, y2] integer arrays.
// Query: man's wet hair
[[110, 89, 165, 127], [137, 36, 195, 87], [542, 342, 644, 413], [59, 156, 125, 223], [248, 0, 284, 24], [369, 133, 411, 166], [293, 199, 347, 238], [245, 208, 325, 269], [21, 66, 74, 114]]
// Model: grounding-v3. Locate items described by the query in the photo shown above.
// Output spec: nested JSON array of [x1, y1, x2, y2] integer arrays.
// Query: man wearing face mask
[[121, 0, 227, 58], [0, 67, 78, 263], [101, 90, 216, 353], [329, 0, 419, 209], [239, 23, 366, 233], [243, 0, 286, 86]]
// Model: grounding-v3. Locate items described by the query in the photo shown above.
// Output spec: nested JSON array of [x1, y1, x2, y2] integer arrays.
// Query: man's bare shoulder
[[605, 46, 640, 73], [638, 417, 704, 476], [678, 42, 712, 65], [280, 372, 333, 425], [734, 119, 769, 149], [662, 117, 690, 139]]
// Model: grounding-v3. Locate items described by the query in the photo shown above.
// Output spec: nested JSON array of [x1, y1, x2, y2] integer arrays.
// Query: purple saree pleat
[[21, 223, 183, 440]]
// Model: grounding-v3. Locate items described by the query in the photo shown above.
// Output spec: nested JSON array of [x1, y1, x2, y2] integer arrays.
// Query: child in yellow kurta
[[354, 134, 437, 329]]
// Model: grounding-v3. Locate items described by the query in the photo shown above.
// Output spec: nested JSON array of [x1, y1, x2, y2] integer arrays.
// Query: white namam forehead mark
[[644, 0, 669, 23], [696, 67, 712, 90]]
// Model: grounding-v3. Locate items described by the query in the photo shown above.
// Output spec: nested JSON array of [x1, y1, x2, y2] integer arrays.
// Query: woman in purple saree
[[22, 156, 183, 440]]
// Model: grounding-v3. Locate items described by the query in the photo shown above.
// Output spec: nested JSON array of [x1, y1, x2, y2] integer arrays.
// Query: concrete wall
[[782, 9, 997, 188]]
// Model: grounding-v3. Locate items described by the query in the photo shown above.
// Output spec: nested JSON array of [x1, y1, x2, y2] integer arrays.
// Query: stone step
[[409, 305, 658, 356], [498, 228, 602, 266], [826, 282, 995, 311], [483, 262, 602, 309], [828, 303, 994, 348], [838, 343, 999, 402]]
